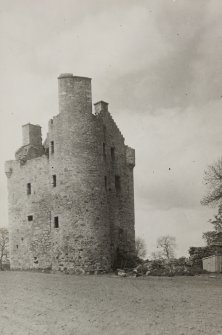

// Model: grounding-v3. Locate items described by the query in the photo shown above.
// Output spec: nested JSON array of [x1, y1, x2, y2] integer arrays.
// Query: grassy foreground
[[0, 271, 222, 335]]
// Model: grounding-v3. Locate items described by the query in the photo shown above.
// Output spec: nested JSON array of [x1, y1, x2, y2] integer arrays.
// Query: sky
[[1, 0, 222, 257]]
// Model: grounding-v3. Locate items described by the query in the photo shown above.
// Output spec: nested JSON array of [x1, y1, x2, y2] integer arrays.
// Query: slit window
[[54, 216, 59, 228], [27, 183, 31, 195], [103, 125, 106, 141], [115, 175, 121, 192], [104, 176, 107, 190], [103, 143, 106, 159], [50, 141, 54, 154], [119, 228, 124, 241], [52, 175, 56, 187], [28, 215, 33, 221], [111, 147, 115, 161]]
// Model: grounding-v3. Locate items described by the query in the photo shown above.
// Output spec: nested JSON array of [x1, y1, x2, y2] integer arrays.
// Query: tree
[[151, 250, 164, 260], [0, 228, 9, 270], [156, 235, 176, 260], [135, 237, 146, 259], [201, 158, 222, 245], [202, 205, 222, 246], [202, 231, 219, 246], [208, 206, 222, 231], [201, 158, 222, 207]]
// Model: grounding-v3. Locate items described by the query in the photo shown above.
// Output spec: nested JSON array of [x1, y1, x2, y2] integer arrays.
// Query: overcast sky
[[1, 0, 222, 257]]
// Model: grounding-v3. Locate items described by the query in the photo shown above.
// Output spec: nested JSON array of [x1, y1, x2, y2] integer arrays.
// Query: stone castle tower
[[5, 74, 135, 273]]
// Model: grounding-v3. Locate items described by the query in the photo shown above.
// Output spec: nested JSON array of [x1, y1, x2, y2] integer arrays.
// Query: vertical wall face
[[5, 157, 51, 270], [94, 102, 136, 266], [47, 75, 111, 273]]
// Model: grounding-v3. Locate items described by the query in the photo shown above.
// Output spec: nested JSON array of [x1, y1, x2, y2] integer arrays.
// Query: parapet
[[58, 73, 91, 80]]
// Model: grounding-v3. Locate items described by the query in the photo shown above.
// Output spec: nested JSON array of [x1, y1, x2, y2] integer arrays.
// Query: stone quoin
[[5, 74, 135, 273]]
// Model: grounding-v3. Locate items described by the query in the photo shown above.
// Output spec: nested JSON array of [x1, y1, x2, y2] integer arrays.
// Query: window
[[115, 175, 121, 192], [27, 183, 31, 195], [27, 215, 33, 221], [103, 125, 106, 141], [52, 175, 56, 187], [34, 256, 38, 264], [50, 141, 54, 154], [54, 216, 59, 228], [111, 147, 115, 161], [104, 176, 107, 190], [119, 228, 124, 241], [103, 143, 106, 159]]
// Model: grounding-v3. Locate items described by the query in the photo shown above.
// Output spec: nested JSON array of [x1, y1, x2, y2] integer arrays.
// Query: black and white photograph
[[0, 1, 222, 334]]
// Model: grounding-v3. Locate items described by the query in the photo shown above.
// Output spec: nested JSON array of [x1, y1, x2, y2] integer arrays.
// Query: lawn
[[0, 271, 222, 335]]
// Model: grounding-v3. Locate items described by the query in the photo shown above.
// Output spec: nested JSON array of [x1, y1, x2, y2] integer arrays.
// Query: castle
[[5, 74, 135, 273]]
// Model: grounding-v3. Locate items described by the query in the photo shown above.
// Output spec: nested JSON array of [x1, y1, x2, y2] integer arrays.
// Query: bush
[[112, 249, 139, 270]]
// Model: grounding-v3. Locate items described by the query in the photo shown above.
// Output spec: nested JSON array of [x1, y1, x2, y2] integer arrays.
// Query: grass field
[[0, 271, 222, 335]]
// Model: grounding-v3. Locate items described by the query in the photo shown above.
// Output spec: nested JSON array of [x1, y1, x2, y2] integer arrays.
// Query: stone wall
[[94, 102, 135, 263], [5, 74, 136, 272], [5, 156, 51, 270]]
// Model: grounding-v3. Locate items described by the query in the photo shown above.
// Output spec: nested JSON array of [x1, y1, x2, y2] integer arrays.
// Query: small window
[[119, 228, 124, 241], [54, 216, 59, 228], [50, 141, 54, 154], [103, 125, 106, 141], [115, 175, 121, 192], [16, 244, 19, 249], [104, 176, 107, 190], [33, 256, 38, 264], [111, 147, 115, 161], [27, 183, 31, 195], [52, 175, 56, 187], [103, 143, 106, 159], [28, 215, 33, 221]]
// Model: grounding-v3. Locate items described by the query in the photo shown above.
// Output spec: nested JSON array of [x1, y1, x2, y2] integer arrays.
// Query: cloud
[[115, 100, 222, 213], [104, 0, 222, 112]]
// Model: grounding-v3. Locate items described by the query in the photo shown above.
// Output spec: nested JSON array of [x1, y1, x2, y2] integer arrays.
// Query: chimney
[[94, 101, 109, 115], [58, 73, 92, 115], [22, 124, 42, 147]]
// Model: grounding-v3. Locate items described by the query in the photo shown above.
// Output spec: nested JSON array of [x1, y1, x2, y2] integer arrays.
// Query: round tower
[[48, 74, 111, 273]]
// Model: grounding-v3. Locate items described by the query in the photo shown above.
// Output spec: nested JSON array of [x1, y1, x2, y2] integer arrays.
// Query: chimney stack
[[22, 124, 42, 147]]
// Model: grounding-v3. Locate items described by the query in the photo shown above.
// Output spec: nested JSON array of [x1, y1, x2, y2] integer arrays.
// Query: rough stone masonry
[[5, 74, 135, 273]]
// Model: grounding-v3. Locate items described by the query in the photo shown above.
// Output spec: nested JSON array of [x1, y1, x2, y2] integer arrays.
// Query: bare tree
[[0, 228, 9, 270], [151, 250, 164, 260], [201, 158, 222, 207], [156, 235, 176, 260], [135, 237, 146, 259]]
